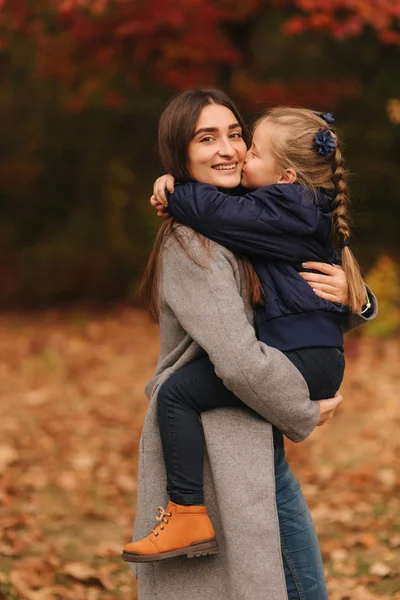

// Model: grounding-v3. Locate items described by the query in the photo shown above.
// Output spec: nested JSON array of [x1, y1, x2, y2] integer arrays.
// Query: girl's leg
[[157, 355, 249, 505], [157, 347, 345, 505], [122, 356, 234, 563], [274, 430, 328, 600]]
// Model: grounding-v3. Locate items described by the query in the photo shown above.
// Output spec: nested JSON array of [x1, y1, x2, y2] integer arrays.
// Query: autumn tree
[[0, 0, 399, 108], [0, 0, 399, 304]]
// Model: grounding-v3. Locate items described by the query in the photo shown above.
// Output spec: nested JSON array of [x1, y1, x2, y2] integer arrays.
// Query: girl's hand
[[150, 195, 169, 218], [299, 262, 350, 305], [153, 174, 175, 206], [317, 392, 343, 426]]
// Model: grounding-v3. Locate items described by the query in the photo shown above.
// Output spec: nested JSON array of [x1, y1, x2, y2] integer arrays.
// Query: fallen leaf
[[377, 467, 398, 487], [0, 445, 18, 473], [25, 389, 53, 407], [63, 563, 112, 590], [63, 563, 98, 581], [116, 474, 137, 493], [369, 561, 391, 577], [348, 533, 380, 549], [330, 548, 349, 563], [71, 452, 96, 471], [56, 471, 78, 490], [10, 570, 55, 600], [389, 535, 400, 548], [94, 541, 122, 557]]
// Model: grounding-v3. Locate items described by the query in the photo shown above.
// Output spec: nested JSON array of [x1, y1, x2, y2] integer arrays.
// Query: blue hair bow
[[314, 128, 336, 157], [320, 112, 335, 126]]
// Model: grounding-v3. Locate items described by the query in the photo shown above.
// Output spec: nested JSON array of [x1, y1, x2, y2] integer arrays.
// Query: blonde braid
[[332, 145, 350, 241], [332, 145, 366, 312]]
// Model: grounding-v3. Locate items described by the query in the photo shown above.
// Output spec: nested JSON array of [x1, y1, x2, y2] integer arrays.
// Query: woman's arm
[[342, 286, 377, 331], [298, 261, 378, 327], [161, 230, 320, 443]]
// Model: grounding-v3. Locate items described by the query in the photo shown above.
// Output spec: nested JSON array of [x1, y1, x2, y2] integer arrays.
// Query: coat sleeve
[[165, 182, 322, 262], [161, 234, 320, 443], [343, 286, 378, 333]]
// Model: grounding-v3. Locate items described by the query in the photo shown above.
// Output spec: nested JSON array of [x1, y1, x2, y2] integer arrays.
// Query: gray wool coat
[[130, 227, 377, 600]]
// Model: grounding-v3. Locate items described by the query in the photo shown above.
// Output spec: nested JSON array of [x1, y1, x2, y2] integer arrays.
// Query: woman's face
[[187, 104, 247, 189]]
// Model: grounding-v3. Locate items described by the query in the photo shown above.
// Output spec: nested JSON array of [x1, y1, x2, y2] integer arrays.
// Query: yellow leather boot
[[122, 501, 219, 563]]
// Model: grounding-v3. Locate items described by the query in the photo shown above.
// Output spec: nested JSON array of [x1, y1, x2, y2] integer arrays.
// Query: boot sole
[[121, 537, 219, 563]]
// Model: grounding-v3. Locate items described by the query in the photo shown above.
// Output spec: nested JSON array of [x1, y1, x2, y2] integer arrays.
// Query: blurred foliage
[[1, 1, 398, 100], [0, 2, 399, 305], [364, 256, 400, 337]]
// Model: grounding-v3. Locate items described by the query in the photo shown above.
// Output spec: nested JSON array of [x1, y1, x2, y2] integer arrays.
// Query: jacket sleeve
[[343, 286, 378, 333], [161, 234, 320, 443], [165, 182, 320, 262]]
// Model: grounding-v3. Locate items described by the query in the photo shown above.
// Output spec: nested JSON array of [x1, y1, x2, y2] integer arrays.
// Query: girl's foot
[[122, 501, 219, 563]]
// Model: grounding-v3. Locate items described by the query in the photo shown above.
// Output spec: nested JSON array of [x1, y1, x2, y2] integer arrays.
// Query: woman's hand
[[150, 174, 175, 218], [299, 262, 350, 305], [316, 392, 343, 426]]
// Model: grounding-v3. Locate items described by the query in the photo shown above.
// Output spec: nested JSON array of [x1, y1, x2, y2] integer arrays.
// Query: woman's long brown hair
[[140, 89, 264, 321]]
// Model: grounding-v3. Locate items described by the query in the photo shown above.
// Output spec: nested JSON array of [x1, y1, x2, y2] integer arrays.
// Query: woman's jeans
[[274, 429, 328, 600], [157, 348, 343, 599]]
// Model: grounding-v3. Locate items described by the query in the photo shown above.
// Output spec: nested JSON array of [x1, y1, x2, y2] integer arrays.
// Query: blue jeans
[[274, 430, 328, 600]]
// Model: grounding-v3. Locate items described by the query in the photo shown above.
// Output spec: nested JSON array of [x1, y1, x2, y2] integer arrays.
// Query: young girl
[[123, 106, 369, 565]]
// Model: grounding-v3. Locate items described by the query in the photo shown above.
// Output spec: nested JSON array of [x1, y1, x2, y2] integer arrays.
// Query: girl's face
[[187, 104, 247, 189], [241, 120, 290, 190]]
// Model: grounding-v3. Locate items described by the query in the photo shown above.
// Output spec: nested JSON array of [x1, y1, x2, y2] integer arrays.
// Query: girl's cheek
[[246, 159, 254, 171]]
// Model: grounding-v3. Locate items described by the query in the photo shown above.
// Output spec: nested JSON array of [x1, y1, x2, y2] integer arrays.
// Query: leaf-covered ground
[[0, 308, 399, 599]]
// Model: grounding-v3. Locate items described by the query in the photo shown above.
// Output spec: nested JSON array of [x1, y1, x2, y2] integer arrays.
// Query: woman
[[129, 89, 376, 600]]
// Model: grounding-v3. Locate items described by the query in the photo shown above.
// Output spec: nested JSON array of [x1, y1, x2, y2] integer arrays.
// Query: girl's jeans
[[157, 348, 344, 599]]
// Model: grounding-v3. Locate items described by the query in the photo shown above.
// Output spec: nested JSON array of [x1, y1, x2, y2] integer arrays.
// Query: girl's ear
[[278, 168, 297, 184]]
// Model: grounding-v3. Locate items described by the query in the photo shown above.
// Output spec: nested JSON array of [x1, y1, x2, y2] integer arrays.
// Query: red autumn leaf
[[0, 0, 398, 109]]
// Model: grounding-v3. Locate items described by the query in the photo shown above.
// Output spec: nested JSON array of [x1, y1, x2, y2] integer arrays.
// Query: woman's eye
[[230, 132, 242, 139], [200, 136, 214, 143]]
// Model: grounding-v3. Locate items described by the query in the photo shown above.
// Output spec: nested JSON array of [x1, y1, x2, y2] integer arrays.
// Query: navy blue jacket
[[165, 182, 349, 351]]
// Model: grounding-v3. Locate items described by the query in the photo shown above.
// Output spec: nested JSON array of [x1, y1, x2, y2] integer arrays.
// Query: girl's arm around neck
[[165, 182, 323, 263]]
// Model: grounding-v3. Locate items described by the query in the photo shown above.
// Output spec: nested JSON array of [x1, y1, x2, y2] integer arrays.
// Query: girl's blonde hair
[[258, 106, 365, 312]]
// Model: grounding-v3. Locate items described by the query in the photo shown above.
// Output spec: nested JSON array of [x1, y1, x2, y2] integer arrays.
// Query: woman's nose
[[218, 138, 236, 157]]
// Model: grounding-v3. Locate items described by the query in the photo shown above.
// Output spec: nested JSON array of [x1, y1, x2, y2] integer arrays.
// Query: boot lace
[[151, 506, 172, 537]]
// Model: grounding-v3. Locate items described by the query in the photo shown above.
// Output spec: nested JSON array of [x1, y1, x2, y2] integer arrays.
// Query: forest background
[[0, 0, 400, 308], [0, 1, 399, 599]]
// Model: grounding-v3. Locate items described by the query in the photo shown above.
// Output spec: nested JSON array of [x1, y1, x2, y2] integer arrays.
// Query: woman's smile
[[212, 162, 238, 171]]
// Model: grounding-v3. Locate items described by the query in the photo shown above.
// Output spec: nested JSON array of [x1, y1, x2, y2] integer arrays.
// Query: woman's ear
[[278, 168, 297, 184]]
